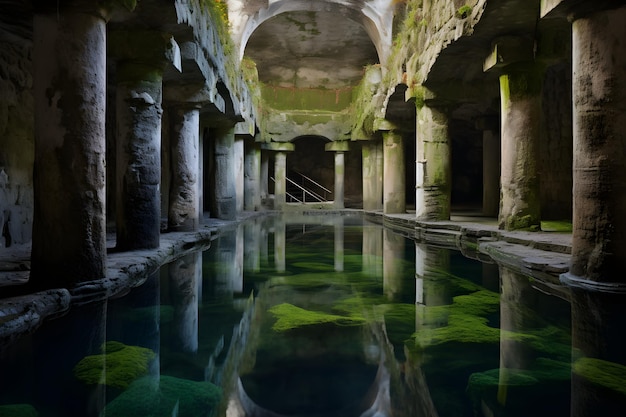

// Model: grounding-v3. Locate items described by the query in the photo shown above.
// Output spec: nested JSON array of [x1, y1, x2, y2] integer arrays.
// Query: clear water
[[0, 213, 623, 417]]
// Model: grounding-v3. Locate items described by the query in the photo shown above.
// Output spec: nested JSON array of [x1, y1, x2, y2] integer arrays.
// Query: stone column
[[326, 141, 349, 209], [382, 130, 406, 214], [112, 31, 179, 250], [562, 5, 626, 287], [362, 139, 384, 211], [476, 116, 500, 217], [274, 152, 287, 208], [262, 142, 294, 209], [485, 37, 542, 231], [235, 135, 245, 214], [244, 139, 261, 211], [167, 104, 200, 231], [415, 104, 451, 221], [212, 126, 237, 220], [31, 3, 108, 285], [260, 150, 269, 202]]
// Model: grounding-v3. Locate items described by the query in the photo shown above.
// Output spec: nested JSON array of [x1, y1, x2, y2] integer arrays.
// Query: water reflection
[[1, 214, 626, 417]]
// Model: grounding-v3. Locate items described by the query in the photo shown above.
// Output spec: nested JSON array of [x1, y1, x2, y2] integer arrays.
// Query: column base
[[560, 272, 626, 294]]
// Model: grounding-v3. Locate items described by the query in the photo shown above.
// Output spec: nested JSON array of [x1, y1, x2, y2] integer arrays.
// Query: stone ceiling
[[244, 10, 379, 89]]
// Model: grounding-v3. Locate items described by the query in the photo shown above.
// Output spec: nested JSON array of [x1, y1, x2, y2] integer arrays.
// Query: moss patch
[[540, 220, 572, 233], [573, 357, 626, 396], [268, 303, 366, 332], [73, 341, 156, 389], [0, 404, 38, 417], [102, 375, 221, 417]]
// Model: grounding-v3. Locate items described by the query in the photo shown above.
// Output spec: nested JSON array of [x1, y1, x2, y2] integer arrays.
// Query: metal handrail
[[270, 176, 326, 203], [292, 170, 332, 199], [286, 177, 326, 202]]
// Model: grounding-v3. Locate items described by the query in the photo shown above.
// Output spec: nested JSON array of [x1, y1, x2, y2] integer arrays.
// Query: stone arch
[[230, 0, 393, 63]]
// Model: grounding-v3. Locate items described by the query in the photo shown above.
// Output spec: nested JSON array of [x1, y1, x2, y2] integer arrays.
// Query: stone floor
[[0, 209, 573, 348]]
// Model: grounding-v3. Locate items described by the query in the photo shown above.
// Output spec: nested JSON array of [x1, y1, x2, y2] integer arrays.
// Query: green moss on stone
[[102, 375, 222, 417], [73, 341, 156, 389], [455, 5, 473, 19], [0, 404, 38, 417], [268, 303, 366, 332], [573, 357, 626, 396], [540, 220, 572, 233]]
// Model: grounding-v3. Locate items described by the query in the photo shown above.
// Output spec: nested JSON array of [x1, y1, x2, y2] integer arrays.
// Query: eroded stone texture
[[498, 67, 542, 231], [362, 140, 383, 211], [383, 130, 406, 214], [415, 105, 450, 221], [569, 6, 626, 282], [168, 106, 200, 232], [211, 127, 237, 220], [31, 8, 107, 285]]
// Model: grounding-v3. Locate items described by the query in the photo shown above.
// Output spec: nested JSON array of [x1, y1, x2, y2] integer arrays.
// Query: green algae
[[412, 290, 500, 349], [73, 341, 156, 389], [573, 357, 626, 396], [455, 5, 473, 19], [101, 375, 221, 417], [0, 404, 38, 417], [540, 220, 572, 233], [268, 303, 366, 332]]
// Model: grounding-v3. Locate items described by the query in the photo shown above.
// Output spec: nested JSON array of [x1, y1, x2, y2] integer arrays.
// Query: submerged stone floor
[[0, 209, 572, 348]]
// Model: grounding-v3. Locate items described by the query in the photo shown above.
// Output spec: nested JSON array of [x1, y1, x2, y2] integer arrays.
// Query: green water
[[3, 214, 626, 417]]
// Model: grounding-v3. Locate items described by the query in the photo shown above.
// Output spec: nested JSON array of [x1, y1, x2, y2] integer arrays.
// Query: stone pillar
[[212, 126, 237, 220], [362, 139, 384, 211], [169, 252, 201, 353], [382, 130, 406, 214], [167, 105, 200, 231], [415, 104, 451, 221], [31, 3, 108, 284], [112, 31, 179, 250], [260, 150, 269, 202], [274, 152, 287, 208], [485, 37, 542, 231], [326, 141, 349, 209], [234, 135, 245, 214], [562, 5, 626, 287], [498, 67, 542, 230], [244, 139, 261, 211], [476, 116, 500, 217], [262, 142, 294, 210]]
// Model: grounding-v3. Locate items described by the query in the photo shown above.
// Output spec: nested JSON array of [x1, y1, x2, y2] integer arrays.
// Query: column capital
[[541, 0, 626, 20], [325, 141, 350, 152], [109, 30, 181, 73], [483, 36, 535, 74], [261, 142, 295, 152]]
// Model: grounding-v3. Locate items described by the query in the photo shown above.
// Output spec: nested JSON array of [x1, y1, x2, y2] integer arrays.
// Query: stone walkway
[[0, 209, 573, 349]]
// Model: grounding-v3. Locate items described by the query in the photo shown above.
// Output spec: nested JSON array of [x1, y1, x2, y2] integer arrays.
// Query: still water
[[0, 213, 624, 417]]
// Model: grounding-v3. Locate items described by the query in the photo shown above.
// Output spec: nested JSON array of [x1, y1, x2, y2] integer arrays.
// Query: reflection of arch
[[234, 0, 393, 62], [230, 352, 391, 417]]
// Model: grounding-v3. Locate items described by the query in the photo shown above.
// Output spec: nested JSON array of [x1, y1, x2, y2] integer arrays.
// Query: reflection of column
[[382, 130, 406, 214], [497, 267, 534, 405], [169, 252, 201, 353], [334, 218, 344, 272], [570, 290, 626, 417], [383, 228, 405, 300], [362, 223, 383, 278], [235, 224, 244, 293], [414, 243, 451, 330], [415, 104, 451, 221], [215, 228, 239, 297], [274, 218, 286, 273], [31, 3, 108, 284], [244, 219, 261, 272], [362, 140, 383, 211]]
